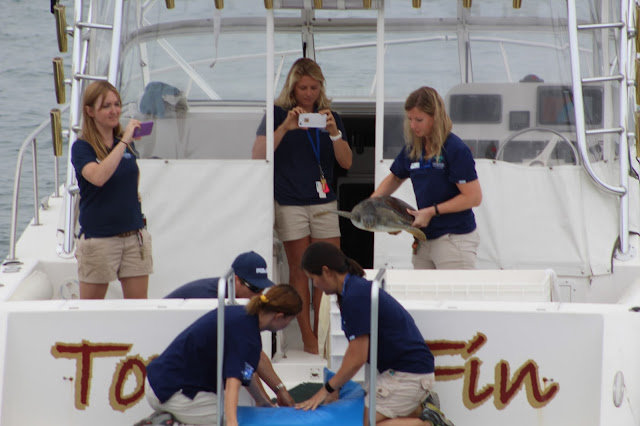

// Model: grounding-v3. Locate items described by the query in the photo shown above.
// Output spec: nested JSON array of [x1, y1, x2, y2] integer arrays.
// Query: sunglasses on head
[[238, 277, 262, 294]]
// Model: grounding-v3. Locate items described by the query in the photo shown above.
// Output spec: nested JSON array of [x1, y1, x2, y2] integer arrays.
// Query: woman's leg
[[121, 275, 149, 299], [283, 236, 318, 354], [79, 282, 109, 299]]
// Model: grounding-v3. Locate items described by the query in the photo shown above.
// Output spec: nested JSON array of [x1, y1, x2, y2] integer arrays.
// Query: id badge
[[320, 177, 330, 193], [316, 181, 327, 198]]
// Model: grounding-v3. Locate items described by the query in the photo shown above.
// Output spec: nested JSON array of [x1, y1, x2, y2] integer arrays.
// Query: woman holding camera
[[252, 58, 352, 354], [71, 81, 153, 299]]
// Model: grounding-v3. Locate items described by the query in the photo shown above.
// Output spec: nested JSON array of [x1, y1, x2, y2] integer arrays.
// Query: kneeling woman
[[297, 243, 453, 426], [145, 284, 302, 426]]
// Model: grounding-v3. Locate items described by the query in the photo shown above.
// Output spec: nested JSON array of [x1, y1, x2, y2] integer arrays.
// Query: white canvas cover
[[374, 159, 638, 278], [138, 159, 273, 298]]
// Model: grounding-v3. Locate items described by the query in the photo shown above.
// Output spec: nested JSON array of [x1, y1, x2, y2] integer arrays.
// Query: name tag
[[410, 162, 420, 169]]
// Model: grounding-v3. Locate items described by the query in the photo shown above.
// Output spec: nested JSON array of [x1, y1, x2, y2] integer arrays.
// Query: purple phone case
[[133, 121, 154, 137]]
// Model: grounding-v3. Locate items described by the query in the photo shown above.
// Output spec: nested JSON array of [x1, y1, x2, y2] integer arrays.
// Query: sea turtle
[[318, 196, 427, 241]]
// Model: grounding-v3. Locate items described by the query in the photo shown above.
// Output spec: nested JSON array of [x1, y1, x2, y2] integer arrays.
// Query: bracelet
[[329, 130, 342, 142], [324, 381, 336, 393], [433, 203, 441, 216], [275, 383, 285, 392]]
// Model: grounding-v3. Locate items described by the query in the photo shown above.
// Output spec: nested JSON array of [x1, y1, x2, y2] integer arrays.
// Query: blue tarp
[[237, 369, 365, 425]]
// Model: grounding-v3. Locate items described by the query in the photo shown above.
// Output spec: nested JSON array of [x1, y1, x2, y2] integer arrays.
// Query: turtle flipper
[[399, 225, 427, 241], [313, 210, 353, 220]]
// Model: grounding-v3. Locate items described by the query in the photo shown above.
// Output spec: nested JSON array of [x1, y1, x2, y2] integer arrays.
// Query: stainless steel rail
[[216, 268, 235, 426], [566, 0, 633, 255], [5, 105, 70, 263], [368, 268, 386, 426]]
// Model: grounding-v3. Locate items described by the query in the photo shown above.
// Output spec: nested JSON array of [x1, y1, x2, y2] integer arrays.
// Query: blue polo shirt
[[256, 106, 347, 206], [340, 274, 434, 374], [146, 305, 262, 403], [390, 133, 477, 239], [164, 278, 220, 299], [71, 139, 144, 238]]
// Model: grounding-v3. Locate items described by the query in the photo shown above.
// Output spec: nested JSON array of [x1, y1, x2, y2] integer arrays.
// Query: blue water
[[0, 1, 72, 260]]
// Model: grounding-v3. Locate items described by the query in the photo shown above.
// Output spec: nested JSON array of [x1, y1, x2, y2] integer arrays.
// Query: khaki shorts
[[365, 370, 436, 419], [412, 229, 480, 270], [145, 378, 217, 424], [274, 201, 340, 242], [75, 228, 153, 283]]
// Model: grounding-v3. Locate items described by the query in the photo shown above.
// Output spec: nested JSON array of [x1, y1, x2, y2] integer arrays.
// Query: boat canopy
[[46, 0, 640, 287]]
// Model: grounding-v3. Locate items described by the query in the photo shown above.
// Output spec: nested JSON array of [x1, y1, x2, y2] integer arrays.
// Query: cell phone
[[298, 113, 327, 128], [133, 121, 154, 138]]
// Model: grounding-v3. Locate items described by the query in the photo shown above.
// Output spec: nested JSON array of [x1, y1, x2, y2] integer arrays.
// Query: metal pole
[[216, 268, 233, 426], [31, 139, 40, 226], [615, 0, 630, 254], [368, 268, 386, 426], [53, 156, 60, 198], [108, 0, 125, 86], [62, 0, 85, 256]]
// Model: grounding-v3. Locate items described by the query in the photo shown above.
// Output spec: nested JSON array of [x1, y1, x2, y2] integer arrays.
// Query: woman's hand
[[408, 207, 435, 229], [295, 387, 331, 411], [281, 107, 305, 132], [276, 388, 295, 407], [122, 118, 141, 144], [319, 109, 338, 137]]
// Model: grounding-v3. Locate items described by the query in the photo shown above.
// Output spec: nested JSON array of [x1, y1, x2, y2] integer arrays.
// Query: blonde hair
[[80, 81, 125, 161], [403, 86, 452, 161], [275, 58, 331, 111], [246, 284, 302, 317]]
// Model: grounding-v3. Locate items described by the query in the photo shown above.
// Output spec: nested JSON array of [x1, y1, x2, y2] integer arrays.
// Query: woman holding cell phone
[[252, 58, 352, 354], [71, 80, 153, 299]]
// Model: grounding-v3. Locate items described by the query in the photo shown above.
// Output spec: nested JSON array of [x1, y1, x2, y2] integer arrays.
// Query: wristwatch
[[329, 130, 342, 142]]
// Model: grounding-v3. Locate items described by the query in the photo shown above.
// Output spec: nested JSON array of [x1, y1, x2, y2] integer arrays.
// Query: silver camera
[[298, 113, 327, 128]]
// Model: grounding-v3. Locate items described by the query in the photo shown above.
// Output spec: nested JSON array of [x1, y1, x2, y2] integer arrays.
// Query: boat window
[[449, 95, 502, 124], [537, 86, 603, 126]]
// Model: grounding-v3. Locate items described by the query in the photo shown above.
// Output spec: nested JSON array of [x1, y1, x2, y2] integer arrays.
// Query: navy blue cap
[[231, 251, 275, 290]]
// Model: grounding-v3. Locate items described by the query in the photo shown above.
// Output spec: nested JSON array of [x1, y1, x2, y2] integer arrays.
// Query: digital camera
[[298, 113, 327, 128], [133, 121, 154, 138]]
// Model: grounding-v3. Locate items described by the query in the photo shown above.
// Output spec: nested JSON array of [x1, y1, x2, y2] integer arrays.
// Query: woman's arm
[[80, 120, 139, 187], [224, 377, 242, 426], [408, 178, 482, 228], [251, 108, 302, 159], [371, 173, 405, 198], [256, 350, 295, 406], [296, 335, 369, 411], [247, 373, 275, 407], [321, 109, 352, 169]]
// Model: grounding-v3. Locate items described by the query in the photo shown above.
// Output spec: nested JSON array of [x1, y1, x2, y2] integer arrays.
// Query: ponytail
[[246, 284, 302, 317], [301, 242, 364, 277]]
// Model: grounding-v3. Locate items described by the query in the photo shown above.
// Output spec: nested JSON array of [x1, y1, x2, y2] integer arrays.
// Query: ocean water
[[0, 1, 72, 260]]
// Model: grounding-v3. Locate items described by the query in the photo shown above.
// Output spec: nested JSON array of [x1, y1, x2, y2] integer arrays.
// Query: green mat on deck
[[272, 382, 323, 403]]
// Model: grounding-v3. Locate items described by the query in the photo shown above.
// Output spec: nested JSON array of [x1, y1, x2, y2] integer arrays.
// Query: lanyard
[[306, 128, 321, 163], [306, 129, 325, 178], [306, 129, 329, 193]]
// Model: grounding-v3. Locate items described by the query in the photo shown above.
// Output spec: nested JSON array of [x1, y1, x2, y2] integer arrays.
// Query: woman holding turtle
[[372, 86, 482, 270], [252, 58, 352, 354]]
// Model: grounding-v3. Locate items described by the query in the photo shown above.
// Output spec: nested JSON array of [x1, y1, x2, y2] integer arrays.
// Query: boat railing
[[566, 0, 635, 256], [368, 268, 386, 426], [4, 105, 70, 264]]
